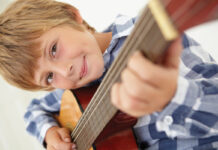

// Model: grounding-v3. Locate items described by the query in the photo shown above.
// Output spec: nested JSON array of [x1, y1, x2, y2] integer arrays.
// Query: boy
[[1, 0, 218, 150]]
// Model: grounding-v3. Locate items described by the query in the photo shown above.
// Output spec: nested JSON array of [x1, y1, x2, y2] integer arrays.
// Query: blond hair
[[0, 0, 95, 91]]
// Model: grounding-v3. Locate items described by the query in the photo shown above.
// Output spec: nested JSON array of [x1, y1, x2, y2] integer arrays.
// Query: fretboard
[[71, 0, 218, 149]]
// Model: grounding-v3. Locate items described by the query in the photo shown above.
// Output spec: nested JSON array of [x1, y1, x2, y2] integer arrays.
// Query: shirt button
[[163, 116, 173, 125]]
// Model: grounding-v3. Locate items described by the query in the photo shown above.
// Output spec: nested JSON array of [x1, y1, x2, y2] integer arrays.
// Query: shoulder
[[34, 89, 64, 103], [104, 14, 136, 35], [182, 34, 200, 49], [181, 34, 215, 63], [113, 14, 137, 25], [47, 89, 65, 100]]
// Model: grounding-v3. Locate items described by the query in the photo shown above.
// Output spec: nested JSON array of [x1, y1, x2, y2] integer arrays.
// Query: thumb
[[164, 37, 183, 68], [58, 128, 72, 143]]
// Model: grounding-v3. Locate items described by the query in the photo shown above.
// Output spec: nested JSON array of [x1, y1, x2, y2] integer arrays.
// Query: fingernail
[[64, 138, 71, 142], [72, 144, 76, 149]]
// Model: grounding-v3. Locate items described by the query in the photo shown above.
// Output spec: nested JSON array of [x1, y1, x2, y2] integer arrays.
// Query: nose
[[53, 61, 73, 78]]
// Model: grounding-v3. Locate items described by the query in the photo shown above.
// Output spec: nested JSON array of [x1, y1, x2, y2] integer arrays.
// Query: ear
[[65, 5, 83, 24]]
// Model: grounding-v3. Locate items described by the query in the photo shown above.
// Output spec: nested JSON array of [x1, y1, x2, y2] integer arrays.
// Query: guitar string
[[81, 15, 159, 150], [70, 9, 151, 149], [71, 8, 158, 150], [72, 0, 182, 146], [72, 8, 158, 150], [71, 6, 150, 140], [70, 0, 218, 149], [72, 0, 180, 148], [74, 0, 214, 141], [74, 1, 188, 149]]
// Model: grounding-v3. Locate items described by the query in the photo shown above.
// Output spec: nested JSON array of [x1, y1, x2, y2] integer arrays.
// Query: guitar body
[[56, 84, 138, 150]]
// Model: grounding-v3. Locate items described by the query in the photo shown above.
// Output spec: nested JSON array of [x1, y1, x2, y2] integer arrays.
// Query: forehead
[[39, 28, 57, 43]]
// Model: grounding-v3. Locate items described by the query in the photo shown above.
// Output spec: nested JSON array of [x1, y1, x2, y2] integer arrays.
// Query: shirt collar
[[103, 14, 136, 54]]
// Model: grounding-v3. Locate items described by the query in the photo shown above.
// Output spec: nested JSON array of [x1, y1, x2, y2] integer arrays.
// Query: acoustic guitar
[[56, 0, 218, 149]]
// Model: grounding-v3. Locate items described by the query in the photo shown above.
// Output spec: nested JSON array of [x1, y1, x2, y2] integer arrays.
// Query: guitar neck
[[162, 0, 218, 32], [71, 0, 218, 149]]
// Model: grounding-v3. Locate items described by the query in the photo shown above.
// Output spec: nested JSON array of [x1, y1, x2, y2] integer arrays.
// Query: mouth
[[80, 56, 88, 79]]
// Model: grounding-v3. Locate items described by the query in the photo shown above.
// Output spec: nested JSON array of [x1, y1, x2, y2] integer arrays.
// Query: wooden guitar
[[56, 0, 218, 149]]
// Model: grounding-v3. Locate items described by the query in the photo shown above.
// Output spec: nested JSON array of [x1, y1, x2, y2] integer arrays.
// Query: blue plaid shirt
[[24, 15, 218, 150]]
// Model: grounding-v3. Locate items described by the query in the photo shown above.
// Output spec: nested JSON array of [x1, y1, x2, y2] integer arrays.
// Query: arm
[[156, 34, 218, 138], [24, 89, 63, 144], [156, 75, 218, 138], [111, 34, 218, 138], [24, 89, 76, 150]]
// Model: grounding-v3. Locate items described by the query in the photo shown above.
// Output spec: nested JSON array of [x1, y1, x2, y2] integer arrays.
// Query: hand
[[111, 37, 183, 117], [45, 126, 76, 150]]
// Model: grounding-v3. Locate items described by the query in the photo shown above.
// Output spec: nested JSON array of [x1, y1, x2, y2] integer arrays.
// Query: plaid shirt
[[24, 15, 218, 150]]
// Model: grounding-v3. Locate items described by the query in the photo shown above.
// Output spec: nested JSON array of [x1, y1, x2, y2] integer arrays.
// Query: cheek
[[58, 39, 77, 59], [63, 36, 94, 60], [58, 42, 69, 59], [53, 77, 75, 89], [90, 55, 104, 77]]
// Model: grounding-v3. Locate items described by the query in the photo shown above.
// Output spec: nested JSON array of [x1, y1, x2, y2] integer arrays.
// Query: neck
[[93, 32, 112, 53]]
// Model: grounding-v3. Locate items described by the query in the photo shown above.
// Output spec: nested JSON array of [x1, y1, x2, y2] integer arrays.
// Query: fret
[[71, 86, 112, 138], [148, 0, 178, 41], [73, 93, 111, 147], [75, 119, 97, 150], [74, 98, 117, 150], [71, 93, 116, 139]]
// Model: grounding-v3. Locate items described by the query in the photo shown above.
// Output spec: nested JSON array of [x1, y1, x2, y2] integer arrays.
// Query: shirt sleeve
[[23, 89, 64, 145], [156, 34, 218, 139]]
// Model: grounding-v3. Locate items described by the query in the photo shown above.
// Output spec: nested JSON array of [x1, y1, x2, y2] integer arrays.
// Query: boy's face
[[34, 25, 104, 89]]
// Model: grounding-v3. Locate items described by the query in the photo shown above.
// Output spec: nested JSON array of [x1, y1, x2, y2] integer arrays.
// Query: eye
[[46, 72, 54, 84], [51, 43, 57, 57]]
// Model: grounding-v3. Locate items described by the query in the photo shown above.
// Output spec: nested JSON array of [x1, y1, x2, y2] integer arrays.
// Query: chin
[[77, 68, 104, 88], [89, 67, 103, 79]]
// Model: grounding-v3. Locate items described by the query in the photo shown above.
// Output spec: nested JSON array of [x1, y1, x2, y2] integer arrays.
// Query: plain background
[[0, 0, 218, 149]]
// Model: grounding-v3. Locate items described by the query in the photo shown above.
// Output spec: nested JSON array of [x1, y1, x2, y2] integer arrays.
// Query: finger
[[54, 142, 75, 150], [58, 128, 71, 143], [121, 68, 159, 101], [47, 145, 56, 150], [111, 82, 150, 117], [127, 51, 170, 87], [122, 67, 177, 112], [52, 134, 75, 150], [120, 82, 158, 116], [111, 83, 121, 107], [163, 37, 183, 68], [128, 51, 157, 85]]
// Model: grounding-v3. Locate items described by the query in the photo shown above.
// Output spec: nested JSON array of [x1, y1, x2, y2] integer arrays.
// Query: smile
[[80, 56, 88, 79]]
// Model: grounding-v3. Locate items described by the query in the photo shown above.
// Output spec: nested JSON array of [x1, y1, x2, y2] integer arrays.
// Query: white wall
[[0, 0, 218, 150]]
